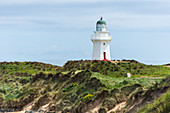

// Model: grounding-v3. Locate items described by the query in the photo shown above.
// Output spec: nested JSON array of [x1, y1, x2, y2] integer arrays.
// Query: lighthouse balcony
[[91, 35, 112, 41]]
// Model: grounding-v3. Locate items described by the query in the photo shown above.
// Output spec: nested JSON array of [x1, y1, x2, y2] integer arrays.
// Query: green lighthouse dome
[[97, 17, 106, 25]]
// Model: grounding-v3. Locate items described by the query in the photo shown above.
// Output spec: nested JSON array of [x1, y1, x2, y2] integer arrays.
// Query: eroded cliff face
[[0, 60, 170, 113]]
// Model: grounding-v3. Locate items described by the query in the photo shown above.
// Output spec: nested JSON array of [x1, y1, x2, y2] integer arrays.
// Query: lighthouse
[[91, 17, 112, 60]]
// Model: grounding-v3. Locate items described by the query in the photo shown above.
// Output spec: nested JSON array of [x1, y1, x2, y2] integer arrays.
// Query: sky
[[0, 0, 170, 66]]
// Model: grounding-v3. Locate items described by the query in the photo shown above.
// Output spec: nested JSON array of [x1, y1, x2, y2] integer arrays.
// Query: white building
[[91, 17, 112, 61]]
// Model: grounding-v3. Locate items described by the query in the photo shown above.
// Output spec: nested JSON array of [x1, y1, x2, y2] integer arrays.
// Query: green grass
[[117, 62, 170, 77], [91, 72, 162, 90], [62, 83, 78, 92], [0, 60, 169, 108], [63, 60, 127, 77], [138, 90, 170, 113], [0, 83, 21, 101], [63, 60, 170, 78], [0, 62, 60, 101], [0, 62, 60, 76]]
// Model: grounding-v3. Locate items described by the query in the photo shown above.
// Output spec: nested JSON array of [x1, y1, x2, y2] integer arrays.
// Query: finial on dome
[[96, 17, 106, 25]]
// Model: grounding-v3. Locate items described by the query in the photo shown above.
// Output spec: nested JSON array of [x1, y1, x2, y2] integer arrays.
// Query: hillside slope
[[0, 60, 169, 113]]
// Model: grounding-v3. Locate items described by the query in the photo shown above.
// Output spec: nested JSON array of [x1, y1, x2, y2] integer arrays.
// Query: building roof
[[97, 17, 106, 25]]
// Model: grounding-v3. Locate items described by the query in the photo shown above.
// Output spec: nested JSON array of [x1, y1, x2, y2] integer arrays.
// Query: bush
[[83, 94, 94, 102], [138, 91, 170, 113], [62, 83, 78, 92]]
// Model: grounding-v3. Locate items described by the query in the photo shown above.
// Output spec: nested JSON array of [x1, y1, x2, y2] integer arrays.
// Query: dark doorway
[[104, 52, 106, 60]]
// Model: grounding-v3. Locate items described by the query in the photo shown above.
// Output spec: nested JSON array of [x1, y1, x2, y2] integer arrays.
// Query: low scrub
[[82, 94, 94, 102], [138, 91, 170, 113], [62, 83, 78, 92]]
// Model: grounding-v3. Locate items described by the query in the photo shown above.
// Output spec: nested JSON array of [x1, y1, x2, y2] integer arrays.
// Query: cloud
[[106, 13, 170, 29], [1, 12, 170, 31], [0, 0, 111, 5], [1, 0, 170, 32], [50, 45, 57, 49], [0, 0, 170, 5]]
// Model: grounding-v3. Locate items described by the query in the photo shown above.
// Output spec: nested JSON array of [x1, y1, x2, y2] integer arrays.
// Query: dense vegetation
[[63, 60, 170, 77], [117, 60, 170, 77], [138, 91, 170, 113], [0, 60, 169, 113], [63, 60, 127, 77], [0, 62, 60, 102]]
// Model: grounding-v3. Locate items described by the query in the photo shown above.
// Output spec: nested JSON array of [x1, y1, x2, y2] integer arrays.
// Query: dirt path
[[8, 111, 23, 113], [8, 100, 36, 113], [88, 103, 102, 113], [8, 103, 49, 113], [107, 102, 126, 113], [139, 76, 163, 79], [127, 73, 131, 77], [22, 100, 36, 111]]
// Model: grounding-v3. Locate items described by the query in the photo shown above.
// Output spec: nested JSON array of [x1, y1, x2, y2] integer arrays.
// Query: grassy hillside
[[0, 62, 60, 102], [138, 91, 170, 113], [117, 60, 170, 77], [0, 60, 169, 113], [63, 60, 170, 77]]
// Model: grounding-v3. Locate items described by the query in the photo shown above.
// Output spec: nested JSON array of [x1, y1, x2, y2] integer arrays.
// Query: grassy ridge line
[[64, 60, 170, 77], [0, 61, 60, 76], [116, 61, 170, 77]]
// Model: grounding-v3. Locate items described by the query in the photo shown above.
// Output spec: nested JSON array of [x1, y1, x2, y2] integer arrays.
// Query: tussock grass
[[91, 72, 162, 90], [138, 91, 170, 113], [0, 60, 169, 112]]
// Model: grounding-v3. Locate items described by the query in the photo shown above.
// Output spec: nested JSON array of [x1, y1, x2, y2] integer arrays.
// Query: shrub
[[83, 94, 94, 102], [138, 91, 170, 113], [62, 83, 78, 92]]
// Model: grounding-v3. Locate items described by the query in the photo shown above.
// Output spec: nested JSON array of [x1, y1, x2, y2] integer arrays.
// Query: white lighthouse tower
[[91, 17, 112, 60]]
